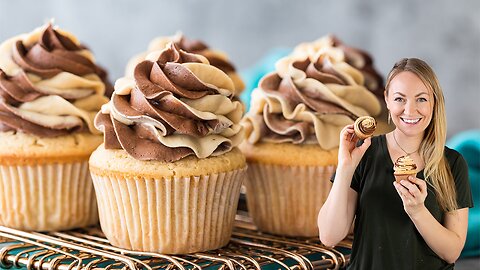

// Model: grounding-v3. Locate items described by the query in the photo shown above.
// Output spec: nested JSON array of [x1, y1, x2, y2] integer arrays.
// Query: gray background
[[1, 0, 479, 137]]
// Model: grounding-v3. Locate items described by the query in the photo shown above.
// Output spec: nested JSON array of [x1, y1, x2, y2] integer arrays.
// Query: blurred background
[[1, 0, 479, 137]]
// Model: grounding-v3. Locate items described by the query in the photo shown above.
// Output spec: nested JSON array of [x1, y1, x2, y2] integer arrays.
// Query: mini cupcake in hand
[[90, 43, 246, 254], [0, 23, 112, 231], [393, 155, 417, 183], [354, 116, 377, 139]]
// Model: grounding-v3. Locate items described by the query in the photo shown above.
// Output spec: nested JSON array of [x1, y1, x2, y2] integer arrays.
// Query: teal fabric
[[239, 47, 291, 111], [447, 129, 480, 257]]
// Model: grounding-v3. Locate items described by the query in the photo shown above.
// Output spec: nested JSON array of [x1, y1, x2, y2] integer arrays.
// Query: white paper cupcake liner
[[245, 163, 335, 237], [0, 161, 98, 231], [91, 168, 246, 254]]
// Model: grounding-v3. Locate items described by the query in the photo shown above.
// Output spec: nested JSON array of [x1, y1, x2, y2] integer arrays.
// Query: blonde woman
[[318, 58, 473, 269]]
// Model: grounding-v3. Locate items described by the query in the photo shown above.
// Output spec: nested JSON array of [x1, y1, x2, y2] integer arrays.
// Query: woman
[[318, 58, 473, 269]]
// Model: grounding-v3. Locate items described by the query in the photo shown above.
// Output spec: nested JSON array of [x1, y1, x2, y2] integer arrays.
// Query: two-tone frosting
[[394, 155, 417, 175], [95, 43, 244, 162], [0, 24, 112, 137], [243, 38, 382, 150], [125, 33, 245, 96], [354, 116, 377, 139], [292, 35, 384, 98]]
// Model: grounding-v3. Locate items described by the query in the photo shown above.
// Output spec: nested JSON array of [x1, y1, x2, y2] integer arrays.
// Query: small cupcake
[[354, 116, 377, 139], [125, 33, 245, 96], [90, 43, 246, 254], [0, 23, 112, 231], [393, 155, 417, 183], [241, 36, 382, 237]]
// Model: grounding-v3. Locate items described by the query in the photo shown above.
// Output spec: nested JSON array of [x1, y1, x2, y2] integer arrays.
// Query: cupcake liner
[[394, 173, 416, 183], [245, 163, 335, 237], [0, 161, 98, 231], [91, 168, 246, 254]]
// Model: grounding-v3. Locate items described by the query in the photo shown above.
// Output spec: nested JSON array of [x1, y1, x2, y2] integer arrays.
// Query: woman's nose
[[404, 100, 417, 115]]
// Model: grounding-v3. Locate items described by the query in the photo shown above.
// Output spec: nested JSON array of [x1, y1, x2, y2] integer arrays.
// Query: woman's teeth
[[401, 118, 420, 124]]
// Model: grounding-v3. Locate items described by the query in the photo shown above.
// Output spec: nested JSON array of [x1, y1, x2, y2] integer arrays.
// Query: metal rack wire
[[0, 215, 352, 270]]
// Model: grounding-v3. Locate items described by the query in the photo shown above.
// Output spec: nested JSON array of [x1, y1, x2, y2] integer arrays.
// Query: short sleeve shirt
[[346, 135, 473, 270]]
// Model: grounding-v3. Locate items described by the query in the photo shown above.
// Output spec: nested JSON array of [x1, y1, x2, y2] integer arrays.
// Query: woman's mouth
[[400, 117, 421, 124]]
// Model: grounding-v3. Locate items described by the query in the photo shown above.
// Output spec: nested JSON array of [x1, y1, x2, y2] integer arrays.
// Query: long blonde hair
[[385, 58, 457, 212]]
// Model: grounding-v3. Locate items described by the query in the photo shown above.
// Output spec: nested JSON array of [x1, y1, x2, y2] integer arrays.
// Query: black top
[[345, 135, 473, 270]]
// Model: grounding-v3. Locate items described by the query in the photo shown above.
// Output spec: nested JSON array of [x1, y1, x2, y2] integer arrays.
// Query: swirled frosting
[[95, 43, 244, 162], [0, 24, 111, 137], [125, 33, 245, 96], [243, 41, 382, 150], [394, 155, 417, 175], [292, 35, 383, 97], [354, 116, 376, 138]]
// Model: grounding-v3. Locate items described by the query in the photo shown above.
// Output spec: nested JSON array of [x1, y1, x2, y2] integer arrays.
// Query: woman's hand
[[393, 176, 428, 217], [338, 124, 371, 170]]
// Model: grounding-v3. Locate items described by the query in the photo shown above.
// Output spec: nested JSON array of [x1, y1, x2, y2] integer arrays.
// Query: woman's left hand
[[393, 176, 428, 217]]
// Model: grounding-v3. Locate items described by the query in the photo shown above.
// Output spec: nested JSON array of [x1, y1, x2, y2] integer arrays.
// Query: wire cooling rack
[[0, 214, 352, 270]]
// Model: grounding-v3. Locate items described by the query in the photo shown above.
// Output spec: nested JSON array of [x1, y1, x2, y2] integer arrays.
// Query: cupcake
[[393, 155, 417, 183], [354, 116, 377, 139], [241, 36, 382, 237], [125, 32, 245, 96], [0, 23, 111, 231], [90, 43, 246, 254]]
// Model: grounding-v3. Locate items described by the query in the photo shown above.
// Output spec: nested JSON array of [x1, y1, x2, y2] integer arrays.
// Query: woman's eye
[[417, 97, 427, 102], [394, 97, 404, 102]]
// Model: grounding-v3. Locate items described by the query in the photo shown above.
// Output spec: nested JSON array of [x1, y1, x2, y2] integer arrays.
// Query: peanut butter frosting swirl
[[125, 33, 245, 95], [95, 43, 244, 162], [292, 35, 384, 97], [0, 24, 111, 137], [243, 45, 381, 150], [394, 155, 417, 175]]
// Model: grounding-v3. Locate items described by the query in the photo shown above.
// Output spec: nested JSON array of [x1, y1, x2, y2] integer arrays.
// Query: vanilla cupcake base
[[240, 142, 337, 237], [89, 145, 246, 254], [0, 131, 102, 231], [245, 162, 334, 237], [0, 161, 98, 231]]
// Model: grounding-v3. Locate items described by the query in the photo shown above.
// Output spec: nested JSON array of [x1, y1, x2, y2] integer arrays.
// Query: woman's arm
[[317, 124, 371, 247], [318, 167, 358, 246], [394, 178, 469, 263]]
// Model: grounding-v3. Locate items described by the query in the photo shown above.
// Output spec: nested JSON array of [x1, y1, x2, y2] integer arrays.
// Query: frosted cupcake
[[354, 116, 377, 139], [393, 155, 417, 183], [125, 33, 245, 96], [241, 37, 382, 237], [90, 43, 246, 254], [0, 24, 111, 231]]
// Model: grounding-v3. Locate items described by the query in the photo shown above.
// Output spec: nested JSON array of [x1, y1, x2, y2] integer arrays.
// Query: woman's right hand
[[338, 124, 371, 169]]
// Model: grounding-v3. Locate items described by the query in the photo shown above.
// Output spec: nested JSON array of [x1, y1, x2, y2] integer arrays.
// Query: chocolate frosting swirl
[[125, 33, 245, 95], [243, 39, 382, 150], [0, 24, 111, 137], [96, 43, 244, 162]]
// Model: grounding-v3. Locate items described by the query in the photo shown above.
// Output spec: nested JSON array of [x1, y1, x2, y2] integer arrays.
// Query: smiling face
[[385, 71, 434, 138]]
